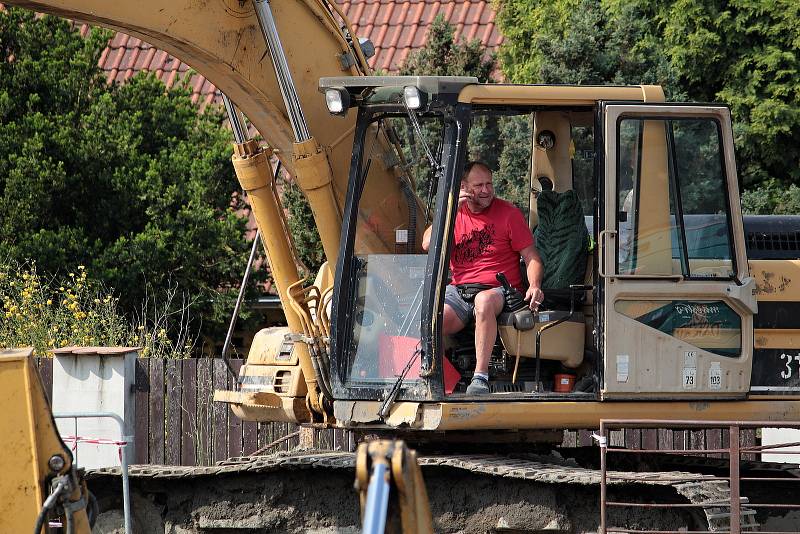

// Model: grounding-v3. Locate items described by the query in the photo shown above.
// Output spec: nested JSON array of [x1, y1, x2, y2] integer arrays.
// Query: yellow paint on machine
[[755, 329, 800, 349], [750, 259, 800, 300], [425, 399, 800, 431]]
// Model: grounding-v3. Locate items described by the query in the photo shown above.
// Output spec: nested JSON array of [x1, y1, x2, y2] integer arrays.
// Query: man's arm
[[520, 242, 545, 310], [422, 225, 432, 251], [423, 186, 473, 252]]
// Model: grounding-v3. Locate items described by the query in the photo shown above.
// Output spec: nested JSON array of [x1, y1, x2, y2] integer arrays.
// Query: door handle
[[598, 230, 616, 278]]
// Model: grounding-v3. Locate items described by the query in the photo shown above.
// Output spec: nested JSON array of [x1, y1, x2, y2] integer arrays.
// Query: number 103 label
[[709, 362, 722, 390]]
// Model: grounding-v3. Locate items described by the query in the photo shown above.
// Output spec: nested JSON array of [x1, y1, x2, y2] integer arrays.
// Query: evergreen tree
[[400, 15, 529, 210], [495, 0, 800, 213]]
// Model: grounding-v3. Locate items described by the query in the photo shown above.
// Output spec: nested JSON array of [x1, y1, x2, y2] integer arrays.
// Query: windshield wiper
[[403, 100, 441, 177], [379, 342, 422, 420]]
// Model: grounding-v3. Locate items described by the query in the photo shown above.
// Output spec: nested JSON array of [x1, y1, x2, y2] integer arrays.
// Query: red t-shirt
[[450, 198, 534, 290]]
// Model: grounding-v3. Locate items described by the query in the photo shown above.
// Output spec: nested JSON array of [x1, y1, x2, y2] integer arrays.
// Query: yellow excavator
[[5, 0, 800, 531]]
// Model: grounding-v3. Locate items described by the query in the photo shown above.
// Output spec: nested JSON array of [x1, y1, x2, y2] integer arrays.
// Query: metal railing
[[54, 411, 132, 534], [598, 419, 800, 534]]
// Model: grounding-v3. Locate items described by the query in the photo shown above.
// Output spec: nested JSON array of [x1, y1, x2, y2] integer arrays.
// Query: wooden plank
[[149, 359, 165, 464], [642, 429, 658, 451], [624, 428, 641, 449], [562, 430, 576, 447], [133, 359, 150, 465], [657, 429, 673, 450], [741, 428, 757, 461], [37, 358, 54, 403], [197, 358, 213, 465], [609, 430, 625, 448], [227, 360, 244, 458], [673, 429, 686, 450], [165, 360, 182, 465], [180, 359, 197, 466], [705, 428, 722, 458], [242, 416, 258, 456], [577, 429, 593, 447], [212, 359, 228, 463], [689, 429, 705, 452]]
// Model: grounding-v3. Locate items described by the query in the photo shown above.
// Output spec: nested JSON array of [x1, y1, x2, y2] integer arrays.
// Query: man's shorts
[[444, 284, 504, 325]]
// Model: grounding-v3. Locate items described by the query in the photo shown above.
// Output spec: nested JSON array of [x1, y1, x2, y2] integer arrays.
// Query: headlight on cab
[[325, 87, 350, 115]]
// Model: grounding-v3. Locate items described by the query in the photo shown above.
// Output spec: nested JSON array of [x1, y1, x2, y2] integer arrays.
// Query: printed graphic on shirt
[[453, 224, 495, 264]]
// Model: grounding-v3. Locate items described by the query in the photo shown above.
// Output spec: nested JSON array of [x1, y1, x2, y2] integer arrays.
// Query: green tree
[[281, 176, 325, 273], [496, 0, 682, 93], [0, 7, 262, 343], [399, 15, 530, 209], [657, 0, 800, 189], [495, 0, 800, 212]]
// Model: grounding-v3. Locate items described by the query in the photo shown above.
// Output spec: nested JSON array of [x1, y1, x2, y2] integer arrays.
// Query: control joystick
[[496, 273, 535, 331]]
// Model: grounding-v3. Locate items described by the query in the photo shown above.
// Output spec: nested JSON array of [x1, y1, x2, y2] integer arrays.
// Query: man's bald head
[[461, 161, 495, 212]]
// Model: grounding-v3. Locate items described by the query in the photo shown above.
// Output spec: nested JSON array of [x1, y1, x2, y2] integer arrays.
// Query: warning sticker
[[617, 355, 629, 383]]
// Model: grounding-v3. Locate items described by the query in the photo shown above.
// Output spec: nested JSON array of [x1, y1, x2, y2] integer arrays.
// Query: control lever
[[533, 284, 594, 392], [496, 273, 535, 331]]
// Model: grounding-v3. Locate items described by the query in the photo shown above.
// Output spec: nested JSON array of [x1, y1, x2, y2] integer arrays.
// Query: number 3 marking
[[780, 353, 800, 380]]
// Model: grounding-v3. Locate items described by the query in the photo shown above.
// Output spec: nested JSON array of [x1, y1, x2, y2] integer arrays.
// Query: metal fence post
[[729, 424, 741, 534], [54, 411, 132, 534], [599, 422, 608, 534]]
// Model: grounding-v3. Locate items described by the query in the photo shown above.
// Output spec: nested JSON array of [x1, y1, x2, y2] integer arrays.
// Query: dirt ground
[[88, 466, 703, 533]]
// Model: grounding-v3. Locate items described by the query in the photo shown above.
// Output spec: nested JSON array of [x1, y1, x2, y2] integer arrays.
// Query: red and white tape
[[62, 435, 128, 459]]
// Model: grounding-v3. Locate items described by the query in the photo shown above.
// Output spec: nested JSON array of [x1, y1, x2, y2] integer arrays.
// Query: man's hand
[[524, 285, 545, 311], [458, 187, 473, 207]]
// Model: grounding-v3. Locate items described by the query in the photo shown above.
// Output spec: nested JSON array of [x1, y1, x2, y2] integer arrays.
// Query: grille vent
[[273, 370, 291, 394], [747, 230, 800, 252]]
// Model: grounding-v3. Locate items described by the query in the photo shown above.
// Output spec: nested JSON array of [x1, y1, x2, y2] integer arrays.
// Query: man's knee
[[443, 304, 466, 334], [474, 289, 503, 319]]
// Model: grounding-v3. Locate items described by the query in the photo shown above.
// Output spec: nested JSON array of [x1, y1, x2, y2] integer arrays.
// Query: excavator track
[[85, 450, 798, 533], [90, 450, 711, 484]]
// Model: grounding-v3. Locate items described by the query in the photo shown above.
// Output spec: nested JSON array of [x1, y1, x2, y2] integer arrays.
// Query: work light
[[325, 88, 349, 115], [403, 86, 423, 110]]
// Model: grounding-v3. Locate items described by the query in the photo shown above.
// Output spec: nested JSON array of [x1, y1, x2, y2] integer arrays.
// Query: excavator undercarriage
[[85, 445, 800, 533]]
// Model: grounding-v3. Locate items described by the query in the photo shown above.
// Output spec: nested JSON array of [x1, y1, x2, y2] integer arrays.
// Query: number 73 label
[[682, 367, 697, 389]]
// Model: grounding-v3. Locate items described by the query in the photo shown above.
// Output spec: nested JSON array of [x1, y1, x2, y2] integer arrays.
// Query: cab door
[[599, 103, 757, 399]]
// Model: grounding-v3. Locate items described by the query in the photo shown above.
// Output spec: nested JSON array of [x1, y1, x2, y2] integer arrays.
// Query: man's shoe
[[465, 376, 490, 395]]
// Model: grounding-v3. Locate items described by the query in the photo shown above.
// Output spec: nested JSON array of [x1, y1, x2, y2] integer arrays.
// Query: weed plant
[[0, 260, 194, 358]]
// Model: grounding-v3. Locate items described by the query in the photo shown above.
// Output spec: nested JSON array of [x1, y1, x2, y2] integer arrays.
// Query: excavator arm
[[356, 440, 434, 534], [4, 0, 413, 422]]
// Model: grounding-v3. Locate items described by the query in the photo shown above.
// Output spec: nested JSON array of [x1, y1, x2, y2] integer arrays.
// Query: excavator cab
[[322, 76, 758, 428]]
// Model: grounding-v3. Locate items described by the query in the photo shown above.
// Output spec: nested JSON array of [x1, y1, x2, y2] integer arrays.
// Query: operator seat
[[497, 189, 589, 369]]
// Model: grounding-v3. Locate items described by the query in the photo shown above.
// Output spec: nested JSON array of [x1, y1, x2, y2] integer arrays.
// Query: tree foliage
[[281, 176, 325, 274], [0, 8, 261, 343], [400, 15, 529, 210], [495, 0, 800, 213]]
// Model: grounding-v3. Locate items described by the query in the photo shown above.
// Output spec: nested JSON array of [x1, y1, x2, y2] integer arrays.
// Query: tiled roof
[[91, 0, 502, 108], [341, 0, 503, 73]]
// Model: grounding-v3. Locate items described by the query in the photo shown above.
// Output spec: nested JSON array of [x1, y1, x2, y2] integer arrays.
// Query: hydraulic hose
[[34, 477, 69, 534]]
